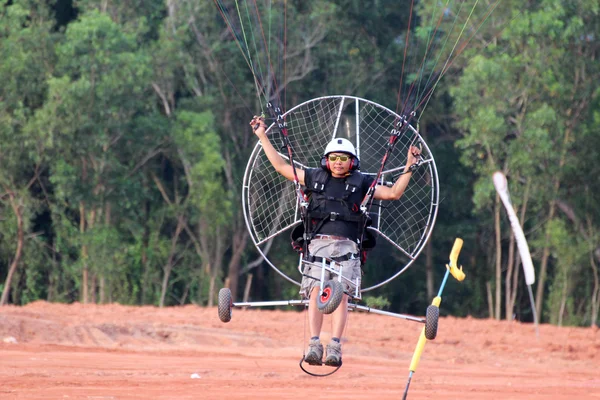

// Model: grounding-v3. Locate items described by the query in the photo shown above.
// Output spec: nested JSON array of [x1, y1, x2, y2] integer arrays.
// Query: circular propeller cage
[[242, 95, 439, 292]]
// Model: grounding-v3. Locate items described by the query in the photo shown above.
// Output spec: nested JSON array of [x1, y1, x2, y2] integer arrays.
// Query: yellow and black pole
[[402, 238, 465, 400]]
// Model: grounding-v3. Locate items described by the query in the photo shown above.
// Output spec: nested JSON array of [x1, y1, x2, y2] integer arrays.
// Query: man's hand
[[250, 115, 267, 136], [407, 144, 422, 166]]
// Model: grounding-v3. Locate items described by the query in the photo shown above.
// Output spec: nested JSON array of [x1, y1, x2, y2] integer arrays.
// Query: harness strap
[[308, 211, 363, 222], [311, 254, 360, 263]]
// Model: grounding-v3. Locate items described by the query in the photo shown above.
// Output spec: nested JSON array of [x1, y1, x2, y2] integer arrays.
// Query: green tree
[[450, 0, 600, 323], [0, 1, 57, 305], [32, 9, 155, 302]]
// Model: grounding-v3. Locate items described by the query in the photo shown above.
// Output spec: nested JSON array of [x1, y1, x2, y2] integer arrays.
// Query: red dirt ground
[[1, 301, 599, 399]]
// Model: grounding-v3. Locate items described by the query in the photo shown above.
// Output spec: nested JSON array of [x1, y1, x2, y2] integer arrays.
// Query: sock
[[331, 337, 340, 343], [311, 336, 320, 341]]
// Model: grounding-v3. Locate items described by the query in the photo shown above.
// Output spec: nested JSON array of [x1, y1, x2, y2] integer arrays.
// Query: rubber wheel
[[316, 280, 344, 314], [425, 305, 439, 340], [218, 288, 233, 323]]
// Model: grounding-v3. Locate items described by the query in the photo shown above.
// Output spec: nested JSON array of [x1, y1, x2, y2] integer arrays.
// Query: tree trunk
[[180, 284, 189, 305], [505, 228, 515, 321], [47, 249, 58, 302], [494, 193, 502, 320], [558, 274, 569, 327], [486, 281, 494, 319], [80, 201, 89, 304], [420, 120, 434, 300], [99, 276, 106, 304], [590, 250, 599, 327], [99, 202, 111, 304], [208, 226, 226, 307], [90, 274, 97, 304], [426, 239, 434, 299], [208, 273, 216, 307], [226, 227, 248, 301], [510, 251, 521, 320], [588, 213, 599, 327], [199, 219, 226, 307], [243, 274, 253, 302], [536, 212, 556, 321], [159, 215, 184, 307], [89, 209, 97, 303], [536, 127, 572, 320], [141, 199, 151, 304], [0, 193, 24, 306]]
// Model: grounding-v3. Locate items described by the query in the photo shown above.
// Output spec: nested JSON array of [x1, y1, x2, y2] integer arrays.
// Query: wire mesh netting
[[242, 95, 439, 290]]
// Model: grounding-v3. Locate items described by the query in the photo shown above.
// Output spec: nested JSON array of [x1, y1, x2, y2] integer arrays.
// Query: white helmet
[[323, 138, 357, 159]]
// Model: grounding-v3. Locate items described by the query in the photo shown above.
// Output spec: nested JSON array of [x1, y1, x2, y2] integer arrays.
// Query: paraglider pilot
[[250, 115, 420, 367]]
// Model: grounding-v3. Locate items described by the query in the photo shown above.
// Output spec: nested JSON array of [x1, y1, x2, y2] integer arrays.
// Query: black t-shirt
[[304, 168, 375, 241]]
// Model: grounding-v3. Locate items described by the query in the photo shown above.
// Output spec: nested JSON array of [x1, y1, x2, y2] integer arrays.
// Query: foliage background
[[0, 0, 598, 327]]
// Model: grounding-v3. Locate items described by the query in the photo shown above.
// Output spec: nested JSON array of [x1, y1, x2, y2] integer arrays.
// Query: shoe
[[324, 341, 342, 366], [304, 338, 323, 365]]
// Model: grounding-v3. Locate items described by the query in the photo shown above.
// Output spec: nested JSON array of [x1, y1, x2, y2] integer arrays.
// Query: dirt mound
[[1, 302, 599, 399]]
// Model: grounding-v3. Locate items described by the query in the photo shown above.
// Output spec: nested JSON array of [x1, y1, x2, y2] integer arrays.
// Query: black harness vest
[[291, 169, 376, 264], [306, 169, 364, 228]]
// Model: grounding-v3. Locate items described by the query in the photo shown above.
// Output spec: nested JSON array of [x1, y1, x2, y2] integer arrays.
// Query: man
[[250, 115, 420, 367]]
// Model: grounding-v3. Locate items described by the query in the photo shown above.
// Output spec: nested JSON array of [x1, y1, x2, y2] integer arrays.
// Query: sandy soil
[[1, 301, 599, 399]]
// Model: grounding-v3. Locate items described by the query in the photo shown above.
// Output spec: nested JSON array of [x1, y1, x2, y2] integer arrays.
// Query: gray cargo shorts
[[299, 238, 361, 299]]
